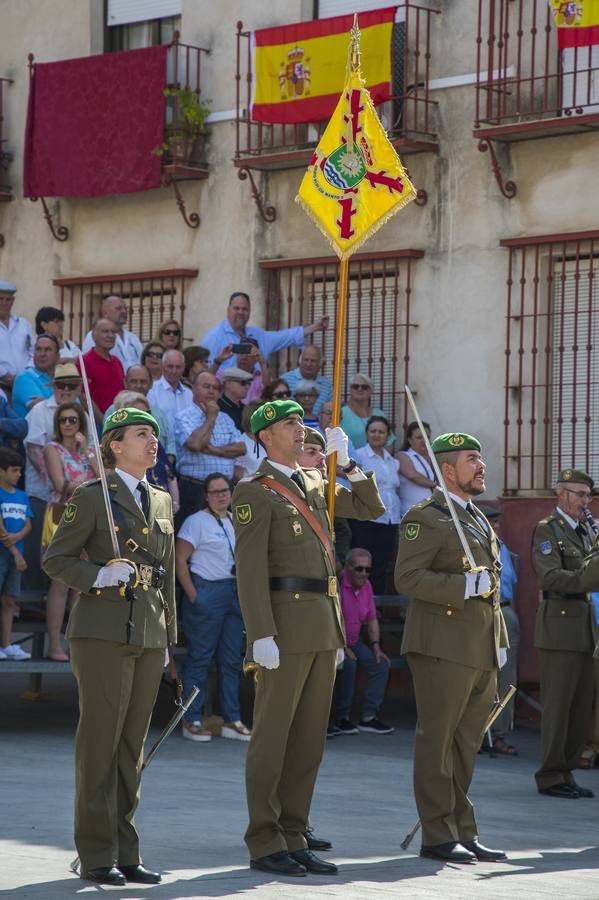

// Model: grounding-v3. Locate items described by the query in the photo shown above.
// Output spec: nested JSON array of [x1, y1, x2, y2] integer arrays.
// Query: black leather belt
[[543, 591, 586, 600], [479, 596, 500, 608], [270, 577, 334, 596]]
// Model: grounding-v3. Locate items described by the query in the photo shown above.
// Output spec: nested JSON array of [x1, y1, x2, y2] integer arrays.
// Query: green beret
[[431, 432, 481, 454], [250, 399, 304, 435], [303, 426, 326, 450], [557, 468, 594, 489], [103, 407, 160, 438]]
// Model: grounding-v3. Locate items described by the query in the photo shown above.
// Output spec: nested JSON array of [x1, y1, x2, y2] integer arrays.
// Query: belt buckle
[[327, 576, 338, 598], [139, 564, 153, 588]]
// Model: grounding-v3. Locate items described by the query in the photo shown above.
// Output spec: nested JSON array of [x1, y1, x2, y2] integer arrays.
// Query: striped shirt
[[174, 403, 243, 479]]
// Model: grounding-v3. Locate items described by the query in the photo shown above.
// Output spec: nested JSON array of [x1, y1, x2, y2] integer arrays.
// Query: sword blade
[[404, 385, 477, 571]]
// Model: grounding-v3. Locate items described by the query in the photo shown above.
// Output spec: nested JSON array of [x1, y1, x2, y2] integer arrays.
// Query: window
[[501, 231, 599, 493], [52, 268, 198, 347], [106, 1, 181, 52], [260, 249, 424, 430]]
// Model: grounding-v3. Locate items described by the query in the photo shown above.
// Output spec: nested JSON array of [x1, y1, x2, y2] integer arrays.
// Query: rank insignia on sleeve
[[539, 540, 552, 555], [234, 504, 252, 525], [63, 502, 78, 525], [404, 522, 420, 541]]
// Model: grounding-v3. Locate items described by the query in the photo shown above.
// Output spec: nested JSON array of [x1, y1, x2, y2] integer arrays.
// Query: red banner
[[24, 46, 167, 198]]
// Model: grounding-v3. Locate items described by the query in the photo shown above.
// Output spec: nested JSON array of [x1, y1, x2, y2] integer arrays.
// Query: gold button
[[96, 590, 101, 596], [142, 584, 149, 592], [114, 526, 119, 533], [142, 527, 149, 534], [447, 609, 453, 616], [309, 505, 313, 510], [561, 609, 566, 615], [294, 593, 300, 599]]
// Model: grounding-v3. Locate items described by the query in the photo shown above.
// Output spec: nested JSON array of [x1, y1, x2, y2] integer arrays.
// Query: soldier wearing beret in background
[[395, 432, 508, 865], [232, 400, 384, 878], [532, 468, 599, 799], [43, 408, 175, 887]]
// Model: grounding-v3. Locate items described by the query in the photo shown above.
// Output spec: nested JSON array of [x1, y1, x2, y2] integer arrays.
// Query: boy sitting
[[0, 448, 33, 660]]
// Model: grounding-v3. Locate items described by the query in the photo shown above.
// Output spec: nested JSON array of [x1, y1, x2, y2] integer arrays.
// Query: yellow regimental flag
[[296, 52, 416, 259]]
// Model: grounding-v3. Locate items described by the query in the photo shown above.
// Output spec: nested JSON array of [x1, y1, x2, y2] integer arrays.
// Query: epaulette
[[413, 495, 435, 511], [238, 472, 264, 484], [149, 482, 168, 492]]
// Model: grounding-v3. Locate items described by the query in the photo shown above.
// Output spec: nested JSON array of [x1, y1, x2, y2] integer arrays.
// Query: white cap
[[0, 280, 17, 293]]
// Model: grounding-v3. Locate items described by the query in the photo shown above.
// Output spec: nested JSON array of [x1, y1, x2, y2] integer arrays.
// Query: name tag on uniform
[[292, 520, 303, 536]]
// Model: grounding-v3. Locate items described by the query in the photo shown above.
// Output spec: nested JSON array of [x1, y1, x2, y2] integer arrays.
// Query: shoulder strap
[[257, 476, 335, 569]]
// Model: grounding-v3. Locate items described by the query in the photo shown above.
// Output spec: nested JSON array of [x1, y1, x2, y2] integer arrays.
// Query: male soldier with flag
[[232, 399, 383, 877]]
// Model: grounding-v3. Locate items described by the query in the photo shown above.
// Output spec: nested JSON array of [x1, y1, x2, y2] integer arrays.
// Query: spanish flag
[[550, 1, 599, 48], [251, 7, 395, 125], [296, 22, 416, 260]]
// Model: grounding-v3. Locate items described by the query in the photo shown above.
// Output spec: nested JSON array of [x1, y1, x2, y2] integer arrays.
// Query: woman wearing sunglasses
[[341, 372, 395, 450], [141, 341, 164, 384], [42, 402, 99, 660], [156, 319, 182, 351], [175, 471, 250, 743], [261, 378, 292, 402]]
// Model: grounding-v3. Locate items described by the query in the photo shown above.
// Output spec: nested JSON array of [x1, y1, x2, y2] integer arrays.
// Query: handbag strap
[[257, 475, 335, 569]]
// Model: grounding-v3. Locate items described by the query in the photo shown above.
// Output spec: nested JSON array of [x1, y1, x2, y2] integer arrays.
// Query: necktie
[[576, 523, 588, 547], [466, 501, 487, 533], [137, 481, 150, 520], [291, 471, 306, 494]]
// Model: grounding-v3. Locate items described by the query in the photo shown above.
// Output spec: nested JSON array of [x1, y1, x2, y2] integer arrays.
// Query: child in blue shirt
[[0, 448, 33, 660]]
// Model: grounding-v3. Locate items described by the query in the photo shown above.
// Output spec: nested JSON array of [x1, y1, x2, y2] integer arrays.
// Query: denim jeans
[[181, 574, 244, 723], [335, 639, 390, 720]]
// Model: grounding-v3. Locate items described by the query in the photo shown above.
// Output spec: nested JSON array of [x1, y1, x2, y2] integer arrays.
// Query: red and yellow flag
[[550, 1, 599, 48], [250, 7, 395, 125], [296, 21, 416, 260]]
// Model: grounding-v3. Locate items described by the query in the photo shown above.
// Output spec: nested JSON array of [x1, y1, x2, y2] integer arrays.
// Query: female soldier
[[43, 407, 175, 887]]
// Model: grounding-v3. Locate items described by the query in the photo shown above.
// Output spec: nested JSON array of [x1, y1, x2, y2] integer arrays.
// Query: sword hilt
[[106, 557, 140, 597], [462, 560, 499, 600]]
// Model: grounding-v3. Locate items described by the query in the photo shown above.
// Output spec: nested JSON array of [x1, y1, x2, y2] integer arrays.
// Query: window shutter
[[318, 1, 398, 17], [107, 0, 182, 27]]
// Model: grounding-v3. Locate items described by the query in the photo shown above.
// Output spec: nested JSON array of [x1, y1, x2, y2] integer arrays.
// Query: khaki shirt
[[43, 473, 176, 648], [395, 490, 507, 670], [232, 460, 385, 655], [532, 510, 599, 653]]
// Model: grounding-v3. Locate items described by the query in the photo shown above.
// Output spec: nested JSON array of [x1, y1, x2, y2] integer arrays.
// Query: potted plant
[[153, 87, 211, 166]]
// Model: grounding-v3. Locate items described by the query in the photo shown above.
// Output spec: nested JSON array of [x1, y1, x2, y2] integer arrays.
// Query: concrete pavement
[[1, 671, 598, 899]]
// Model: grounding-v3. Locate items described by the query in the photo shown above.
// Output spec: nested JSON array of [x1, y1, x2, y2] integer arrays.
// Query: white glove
[[253, 636, 280, 670], [464, 569, 492, 599], [93, 561, 135, 588], [336, 648, 345, 667], [498, 648, 508, 669], [325, 426, 350, 467]]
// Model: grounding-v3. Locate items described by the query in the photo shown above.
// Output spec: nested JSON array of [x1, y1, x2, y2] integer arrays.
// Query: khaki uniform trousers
[[70, 638, 164, 871], [407, 652, 496, 847], [245, 648, 336, 859], [535, 648, 594, 789]]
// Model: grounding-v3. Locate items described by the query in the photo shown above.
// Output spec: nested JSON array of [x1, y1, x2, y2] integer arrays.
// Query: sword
[[70, 684, 200, 875], [400, 684, 517, 851], [404, 384, 496, 594], [77, 350, 139, 593]]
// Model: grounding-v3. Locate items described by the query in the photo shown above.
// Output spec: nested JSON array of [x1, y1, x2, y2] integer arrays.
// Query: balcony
[[233, 4, 438, 217], [0, 76, 13, 203], [474, 0, 599, 142], [160, 34, 210, 183]]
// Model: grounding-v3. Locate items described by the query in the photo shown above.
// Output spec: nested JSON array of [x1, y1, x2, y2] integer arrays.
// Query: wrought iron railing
[[0, 76, 13, 197], [161, 33, 210, 170]]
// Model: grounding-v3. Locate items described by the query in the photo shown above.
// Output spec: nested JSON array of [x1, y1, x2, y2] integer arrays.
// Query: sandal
[[492, 736, 518, 756], [577, 752, 596, 769]]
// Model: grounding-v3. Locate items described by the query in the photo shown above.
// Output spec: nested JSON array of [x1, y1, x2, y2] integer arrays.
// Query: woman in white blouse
[[352, 415, 401, 594], [175, 472, 250, 743], [397, 420, 436, 517]]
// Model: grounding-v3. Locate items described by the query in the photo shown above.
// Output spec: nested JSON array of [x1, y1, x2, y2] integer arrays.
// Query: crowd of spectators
[[0, 280, 439, 735]]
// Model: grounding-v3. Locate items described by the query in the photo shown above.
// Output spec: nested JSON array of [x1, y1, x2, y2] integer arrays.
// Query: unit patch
[[539, 540, 552, 555], [63, 502, 78, 525], [234, 504, 252, 525], [404, 522, 420, 541]]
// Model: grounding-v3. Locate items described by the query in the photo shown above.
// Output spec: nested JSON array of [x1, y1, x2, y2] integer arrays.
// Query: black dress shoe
[[290, 848, 338, 874], [538, 783, 580, 798], [420, 842, 476, 863], [462, 839, 507, 861], [304, 827, 332, 851], [568, 782, 594, 798], [250, 851, 307, 877], [120, 863, 162, 884], [82, 866, 126, 885]]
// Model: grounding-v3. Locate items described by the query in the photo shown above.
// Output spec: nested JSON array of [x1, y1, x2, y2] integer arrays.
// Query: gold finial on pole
[[350, 13, 361, 72]]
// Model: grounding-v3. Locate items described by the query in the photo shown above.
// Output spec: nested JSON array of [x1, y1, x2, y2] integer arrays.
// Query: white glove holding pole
[[325, 426, 350, 467], [93, 561, 135, 588], [253, 636, 280, 670], [464, 569, 492, 599]]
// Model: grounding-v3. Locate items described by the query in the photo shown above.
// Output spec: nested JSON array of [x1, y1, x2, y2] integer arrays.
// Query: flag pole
[[327, 256, 349, 524]]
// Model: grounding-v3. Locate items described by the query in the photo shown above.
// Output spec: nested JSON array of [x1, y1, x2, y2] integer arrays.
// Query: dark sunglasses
[[59, 415, 79, 425], [207, 487, 231, 496], [351, 383, 370, 391], [162, 328, 180, 336], [146, 351, 163, 359], [272, 390, 291, 399], [55, 382, 81, 390], [350, 564, 372, 573]]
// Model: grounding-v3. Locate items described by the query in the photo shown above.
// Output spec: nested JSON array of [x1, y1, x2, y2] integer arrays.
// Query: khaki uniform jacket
[[532, 510, 599, 653], [395, 490, 507, 671], [232, 460, 385, 655], [43, 473, 176, 647]]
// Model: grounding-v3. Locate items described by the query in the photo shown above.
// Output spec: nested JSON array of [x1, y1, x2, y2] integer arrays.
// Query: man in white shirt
[[0, 281, 34, 387], [147, 349, 192, 422], [81, 295, 142, 371]]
